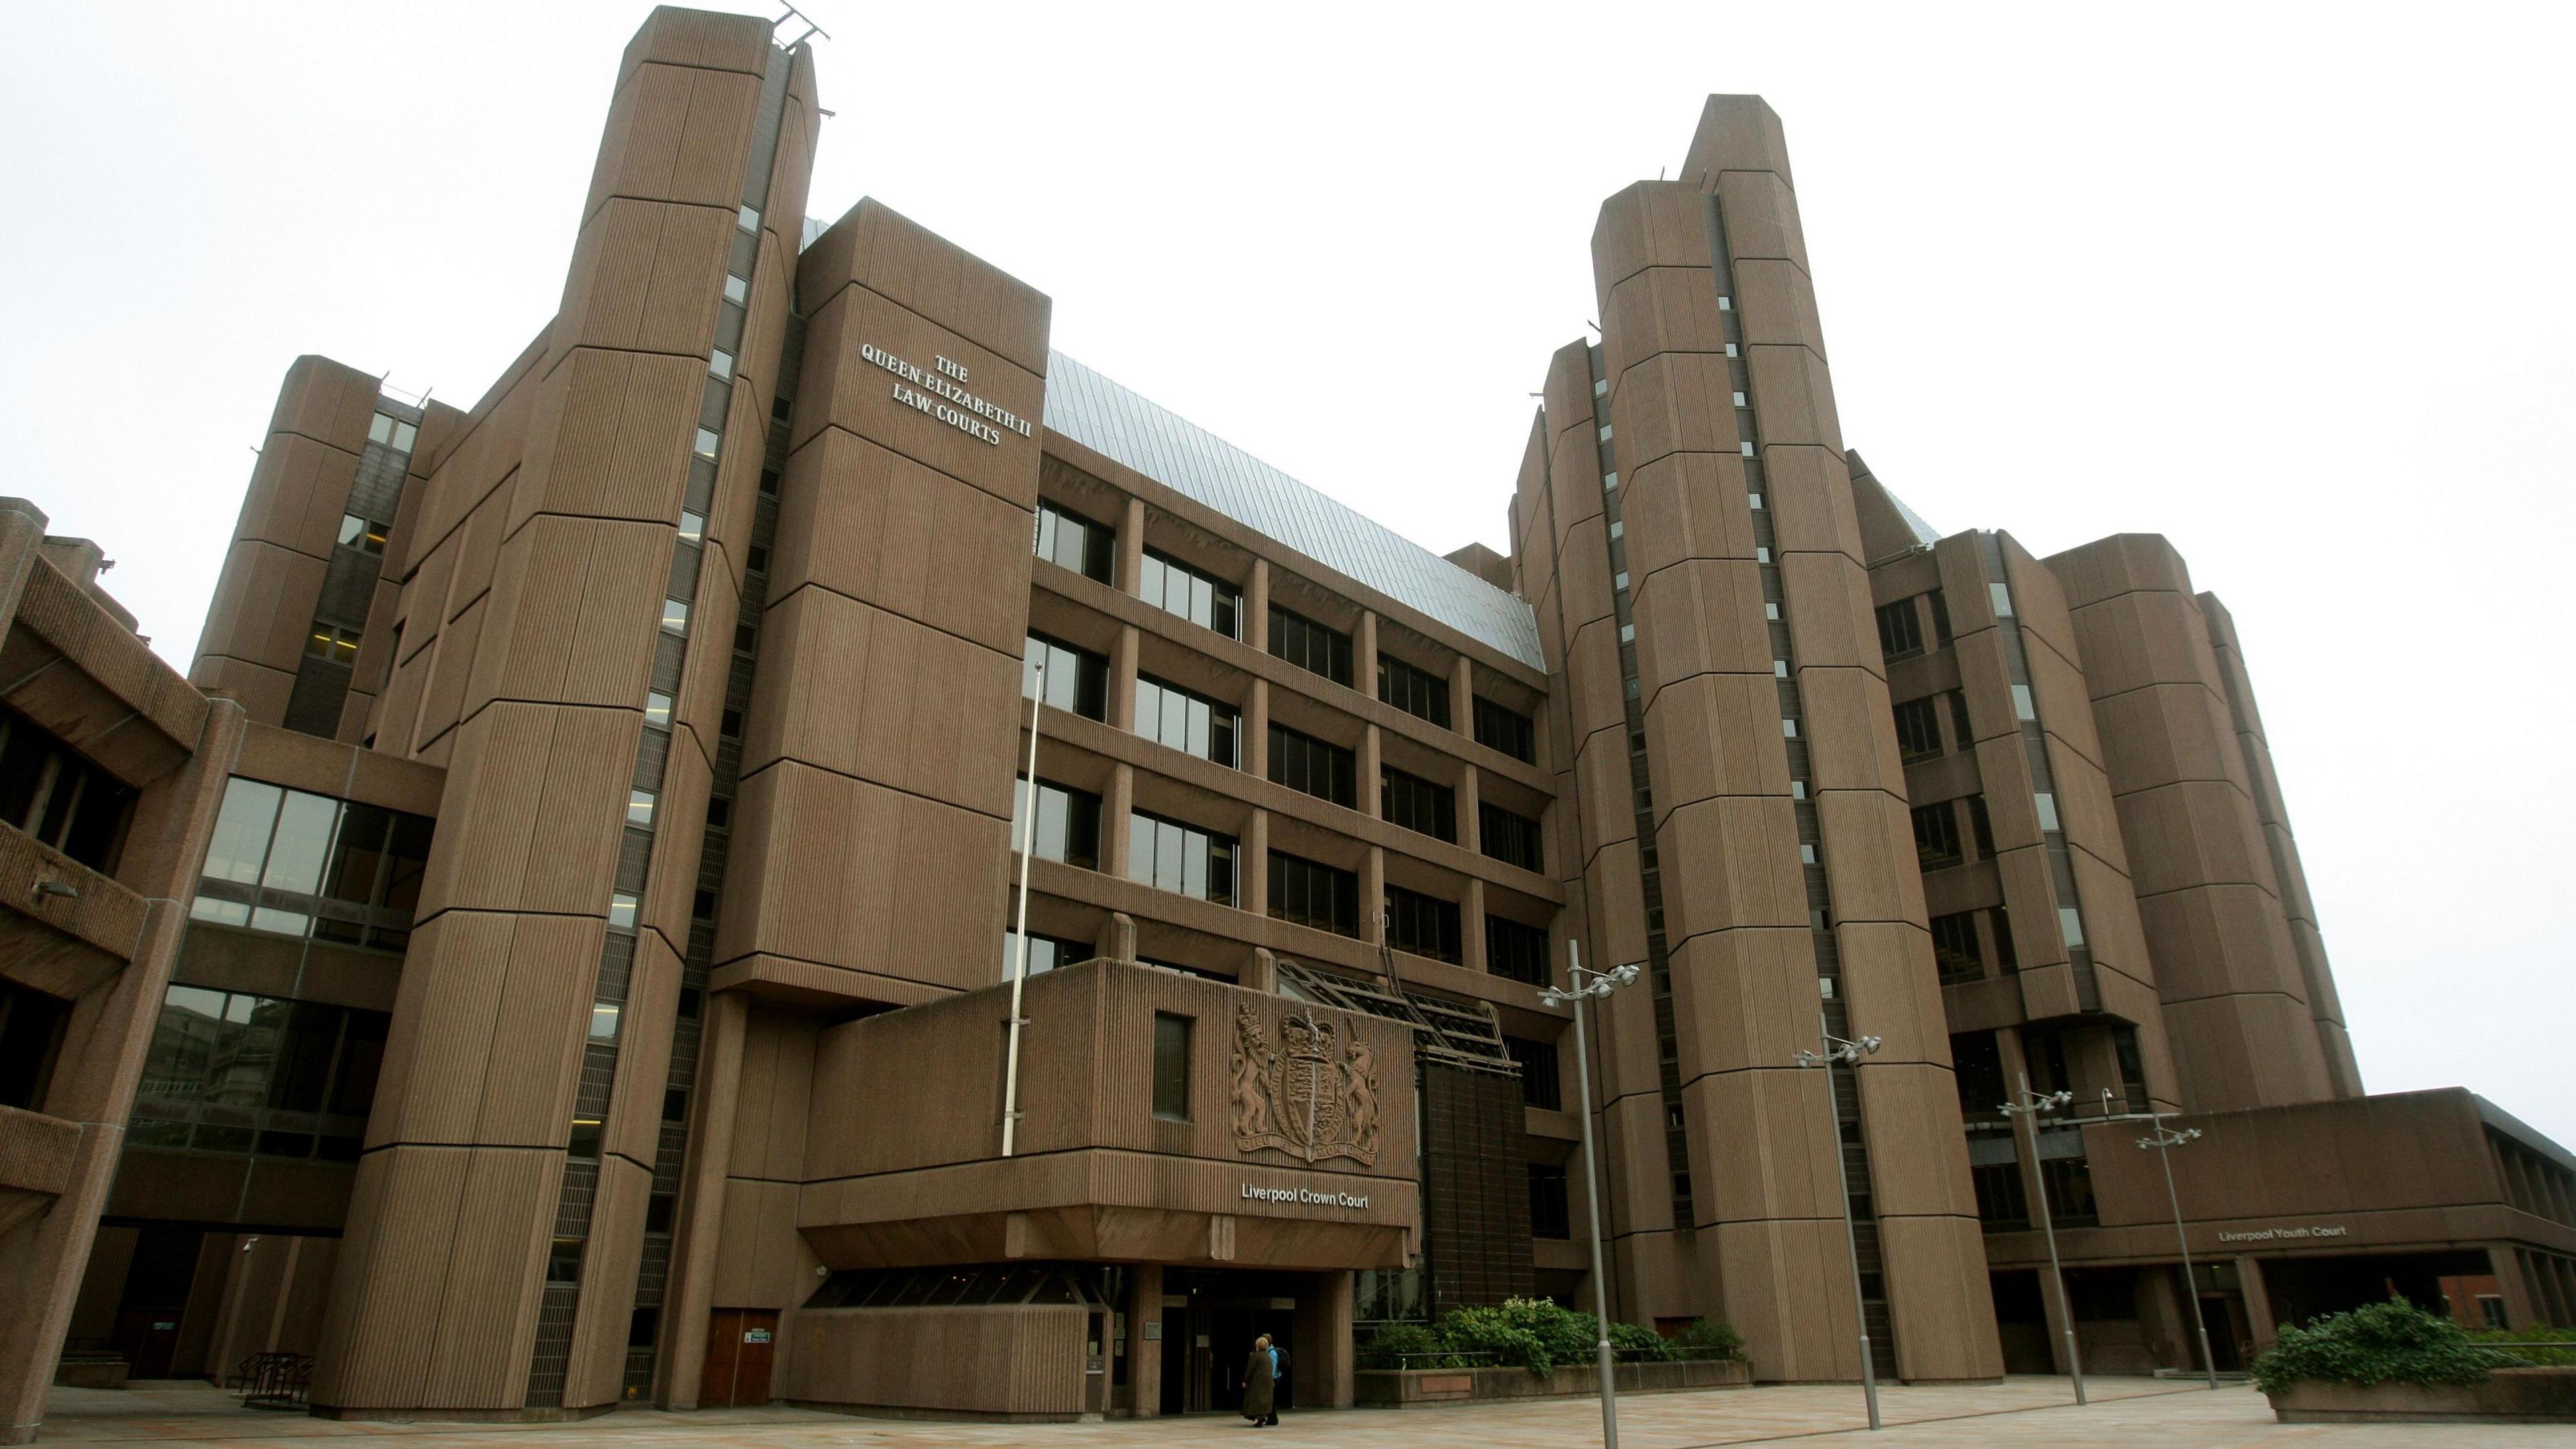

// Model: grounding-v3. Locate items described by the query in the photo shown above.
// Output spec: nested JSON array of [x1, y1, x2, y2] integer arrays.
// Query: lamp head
[[1539, 989, 1568, 1008], [1857, 1035, 1882, 1055]]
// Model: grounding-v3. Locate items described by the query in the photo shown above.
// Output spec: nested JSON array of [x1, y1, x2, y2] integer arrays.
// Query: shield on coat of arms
[[1230, 1004, 1381, 1167]]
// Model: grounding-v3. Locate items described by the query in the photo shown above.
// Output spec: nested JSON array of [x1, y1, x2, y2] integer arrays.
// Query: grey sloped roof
[[1042, 352, 1545, 672], [1886, 487, 1941, 548]]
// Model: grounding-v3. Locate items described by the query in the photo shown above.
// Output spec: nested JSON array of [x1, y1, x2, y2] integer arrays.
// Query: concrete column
[[1104, 763, 1136, 877], [1359, 724, 1382, 818], [1244, 808, 1269, 916], [2487, 1245, 2536, 1334], [1450, 653, 1473, 737], [1246, 947, 1279, 996], [1462, 877, 1488, 975], [1246, 558, 1271, 651], [1110, 624, 1140, 731], [1458, 764, 1482, 855], [1244, 678, 1269, 777], [1118, 496, 1147, 596], [2237, 1253, 2277, 1350], [1316, 1268, 1356, 1409], [1362, 846, 1385, 947], [1355, 609, 1379, 699], [660, 990, 750, 1408], [1126, 1264, 1162, 1417], [1095, 912, 1138, 965]]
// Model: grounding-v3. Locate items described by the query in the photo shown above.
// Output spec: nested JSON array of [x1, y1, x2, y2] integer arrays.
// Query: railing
[[1368, 1346, 1746, 1371], [230, 1352, 313, 1409]]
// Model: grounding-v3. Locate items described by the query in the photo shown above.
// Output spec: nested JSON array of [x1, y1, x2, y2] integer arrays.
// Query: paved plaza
[[26, 1377, 2562, 1449]]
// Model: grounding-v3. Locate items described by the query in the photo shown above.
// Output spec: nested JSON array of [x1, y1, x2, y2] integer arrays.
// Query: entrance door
[[2198, 1295, 2244, 1371], [700, 1308, 778, 1407]]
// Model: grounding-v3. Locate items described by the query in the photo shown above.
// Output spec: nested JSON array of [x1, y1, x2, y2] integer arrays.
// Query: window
[[1967, 794, 1996, 857], [189, 777, 433, 950], [1152, 1013, 1192, 1121], [0, 706, 138, 873], [1930, 912, 1983, 983], [1377, 655, 1451, 727], [1379, 767, 1456, 843], [1134, 676, 1239, 767], [547, 1238, 585, 1285], [1024, 633, 1109, 721], [694, 427, 721, 460], [1479, 802, 1544, 872], [1010, 777, 1102, 869], [1470, 697, 1536, 763], [1034, 500, 1114, 584], [608, 892, 639, 929], [1505, 1035, 1561, 1110], [627, 790, 655, 827], [645, 691, 674, 727], [0, 980, 70, 1111], [1946, 690, 1973, 749], [1001, 928, 1089, 980], [304, 624, 362, 663], [127, 986, 390, 1162], [2033, 792, 2060, 833], [1990, 580, 2014, 618], [1891, 696, 1942, 762], [1911, 800, 1962, 871], [723, 273, 748, 304], [2041, 1152, 2099, 1226], [708, 348, 734, 380], [1874, 598, 1924, 660], [1972, 1159, 2028, 1230], [1487, 916, 1551, 987], [1269, 604, 1353, 686], [659, 598, 690, 635], [1138, 549, 1240, 639], [1528, 1163, 1571, 1239], [366, 412, 419, 453], [679, 510, 706, 544], [1269, 723, 1356, 808], [2011, 683, 2037, 722], [1269, 851, 1358, 936], [337, 513, 388, 555], [1383, 884, 1461, 963], [1127, 811, 1234, 904]]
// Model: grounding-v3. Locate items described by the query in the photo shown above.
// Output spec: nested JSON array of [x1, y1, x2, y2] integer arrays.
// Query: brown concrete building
[[4, 9, 2569, 1440]]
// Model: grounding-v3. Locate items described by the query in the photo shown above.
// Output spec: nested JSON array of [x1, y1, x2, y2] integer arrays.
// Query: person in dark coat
[[1241, 1334, 1276, 1426]]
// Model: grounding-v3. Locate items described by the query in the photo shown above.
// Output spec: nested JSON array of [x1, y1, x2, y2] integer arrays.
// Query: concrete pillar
[[2236, 1254, 2277, 1351], [1361, 846, 1385, 949], [1462, 877, 1488, 976], [660, 989, 750, 1408], [1244, 678, 1269, 776], [1110, 625, 1140, 731], [1246, 948, 1279, 996], [1450, 653, 1473, 737], [1118, 496, 1147, 596], [1244, 809, 1269, 916], [1095, 912, 1138, 966], [1126, 1264, 1162, 1417], [1458, 764, 1481, 854], [1316, 1269, 1356, 1408], [2487, 1246, 2536, 1332], [1246, 558, 1270, 651], [1358, 724, 1382, 818], [1355, 609, 1379, 700], [1104, 763, 1137, 877]]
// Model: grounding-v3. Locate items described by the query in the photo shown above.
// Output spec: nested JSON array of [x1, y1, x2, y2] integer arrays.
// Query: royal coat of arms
[[1230, 1004, 1382, 1166]]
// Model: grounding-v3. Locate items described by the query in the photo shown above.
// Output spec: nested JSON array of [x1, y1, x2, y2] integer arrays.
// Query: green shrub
[[1356, 1322, 1444, 1369], [1668, 1317, 1747, 1359], [2251, 1297, 2524, 1395], [2468, 1324, 2574, 1367]]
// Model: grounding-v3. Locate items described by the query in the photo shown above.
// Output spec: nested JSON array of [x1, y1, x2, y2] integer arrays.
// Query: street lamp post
[[1540, 941, 1640, 1449], [2137, 1117, 2220, 1389], [1794, 1022, 1884, 1431], [2000, 1075, 2084, 1405]]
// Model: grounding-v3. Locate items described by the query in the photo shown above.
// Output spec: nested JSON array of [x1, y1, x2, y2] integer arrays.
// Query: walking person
[[1240, 1334, 1276, 1427]]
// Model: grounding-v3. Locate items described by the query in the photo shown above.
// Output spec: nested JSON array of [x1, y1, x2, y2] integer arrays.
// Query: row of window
[[1930, 906, 2017, 982], [191, 777, 435, 952], [0, 705, 134, 873], [1031, 502, 1538, 763], [128, 985, 390, 1163], [1874, 588, 1953, 662], [1909, 792, 1996, 873], [1024, 633, 1544, 870], [1890, 689, 1974, 764]]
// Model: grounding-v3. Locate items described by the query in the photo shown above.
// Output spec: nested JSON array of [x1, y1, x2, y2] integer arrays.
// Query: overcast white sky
[[5, 3, 2568, 1146]]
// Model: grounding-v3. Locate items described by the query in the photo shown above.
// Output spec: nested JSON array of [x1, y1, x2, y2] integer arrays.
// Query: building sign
[[2215, 1223, 2351, 1244], [1240, 1182, 1373, 1211], [861, 343, 1033, 447], [1230, 1004, 1383, 1166]]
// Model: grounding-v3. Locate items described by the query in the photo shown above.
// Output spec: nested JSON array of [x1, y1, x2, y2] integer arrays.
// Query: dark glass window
[[1947, 689, 1974, 749], [1911, 800, 1963, 871], [1967, 794, 1996, 858], [1891, 696, 1942, 762], [1383, 883, 1460, 963], [1928, 588, 1953, 647], [1951, 1031, 2007, 1118], [1989, 905, 2019, 971], [1268, 852, 1358, 936], [1874, 598, 1924, 661], [1972, 1159, 2027, 1230], [1011, 776, 1102, 869], [1152, 1012, 1192, 1121], [129, 986, 391, 1161], [1380, 767, 1456, 843], [1486, 916, 1551, 987], [1126, 812, 1235, 905], [1377, 655, 1451, 727], [1504, 1034, 1561, 1110], [1002, 928, 1091, 980], [1023, 632, 1109, 721], [189, 777, 433, 951], [1930, 912, 1983, 982], [0, 979, 70, 1110], [2042, 1152, 2100, 1226], [1269, 724, 1356, 808], [1134, 676, 1239, 767], [1528, 1162, 1571, 1239], [1479, 803, 1544, 872], [1138, 550, 1240, 639], [0, 706, 137, 873], [1034, 500, 1113, 584], [1269, 605, 1352, 687], [1472, 696, 1536, 763]]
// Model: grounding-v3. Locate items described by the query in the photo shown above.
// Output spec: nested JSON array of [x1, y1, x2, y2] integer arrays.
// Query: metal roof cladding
[[1041, 352, 1547, 673]]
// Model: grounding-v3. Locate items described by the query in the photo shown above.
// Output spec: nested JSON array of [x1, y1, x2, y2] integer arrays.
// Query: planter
[[2268, 1367, 2576, 1424], [1357, 1356, 1750, 1407], [53, 1354, 128, 1390]]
